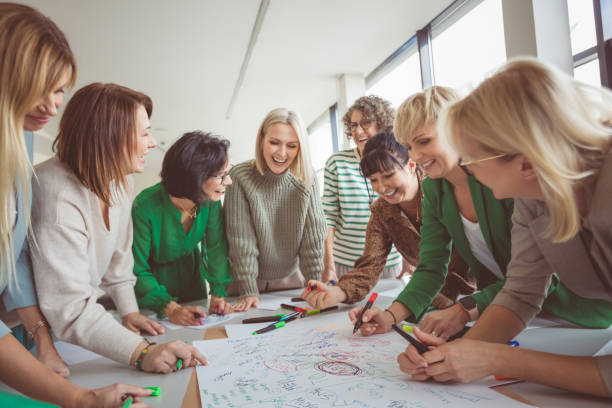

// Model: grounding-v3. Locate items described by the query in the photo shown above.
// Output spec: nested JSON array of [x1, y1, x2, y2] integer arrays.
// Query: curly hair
[[342, 95, 395, 140]]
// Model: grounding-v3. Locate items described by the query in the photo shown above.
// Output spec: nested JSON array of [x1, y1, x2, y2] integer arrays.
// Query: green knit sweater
[[224, 161, 326, 297]]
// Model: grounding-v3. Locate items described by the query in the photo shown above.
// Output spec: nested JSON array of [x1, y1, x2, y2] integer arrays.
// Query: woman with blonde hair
[[31, 83, 207, 377], [398, 58, 612, 397], [0, 3, 155, 407], [225, 108, 326, 311]]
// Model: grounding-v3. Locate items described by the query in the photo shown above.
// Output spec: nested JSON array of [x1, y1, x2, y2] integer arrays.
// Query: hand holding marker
[[353, 293, 378, 334]]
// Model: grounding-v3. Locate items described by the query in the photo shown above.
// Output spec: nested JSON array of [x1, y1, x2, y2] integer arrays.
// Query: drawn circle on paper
[[315, 360, 362, 376], [321, 350, 354, 361], [263, 357, 298, 374]]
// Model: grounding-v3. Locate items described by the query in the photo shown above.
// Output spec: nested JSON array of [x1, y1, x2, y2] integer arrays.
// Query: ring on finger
[[431, 330, 438, 337]]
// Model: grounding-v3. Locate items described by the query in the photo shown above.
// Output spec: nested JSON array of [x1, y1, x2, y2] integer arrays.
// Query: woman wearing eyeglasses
[[321, 96, 403, 284], [132, 131, 234, 326], [397, 58, 612, 397], [351, 86, 608, 340]]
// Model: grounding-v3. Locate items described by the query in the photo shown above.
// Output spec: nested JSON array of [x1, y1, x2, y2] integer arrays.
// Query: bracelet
[[27, 320, 49, 340], [135, 340, 157, 371], [385, 309, 398, 325]]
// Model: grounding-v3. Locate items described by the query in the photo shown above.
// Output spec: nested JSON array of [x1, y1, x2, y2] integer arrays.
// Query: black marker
[[353, 293, 378, 334], [392, 324, 428, 354]]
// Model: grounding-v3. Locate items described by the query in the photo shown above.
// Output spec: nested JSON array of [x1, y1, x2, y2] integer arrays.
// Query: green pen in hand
[[176, 358, 183, 370], [122, 396, 133, 408]]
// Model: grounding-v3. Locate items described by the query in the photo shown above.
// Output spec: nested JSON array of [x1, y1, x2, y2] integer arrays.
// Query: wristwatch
[[457, 296, 479, 321]]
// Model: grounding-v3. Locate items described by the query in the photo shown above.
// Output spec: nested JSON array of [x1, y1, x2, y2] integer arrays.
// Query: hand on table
[[141, 340, 208, 374], [300, 280, 345, 309], [86, 383, 153, 408], [233, 296, 259, 312], [418, 303, 470, 340], [165, 302, 207, 326], [122, 312, 165, 335], [347, 305, 394, 336], [209, 296, 234, 315]]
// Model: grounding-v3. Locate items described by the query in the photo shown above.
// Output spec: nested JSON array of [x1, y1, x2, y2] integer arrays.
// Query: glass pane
[[366, 51, 422, 108], [567, 0, 597, 55], [431, 0, 506, 94], [574, 58, 601, 87]]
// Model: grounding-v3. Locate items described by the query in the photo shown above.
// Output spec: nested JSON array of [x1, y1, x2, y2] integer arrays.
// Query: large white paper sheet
[[195, 313, 531, 408]]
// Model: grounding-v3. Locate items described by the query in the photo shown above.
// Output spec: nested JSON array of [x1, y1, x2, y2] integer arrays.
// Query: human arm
[[0, 333, 153, 408], [322, 228, 337, 283], [201, 201, 232, 312], [397, 327, 611, 397], [321, 156, 341, 282], [223, 172, 260, 301], [297, 177, 326, 282]]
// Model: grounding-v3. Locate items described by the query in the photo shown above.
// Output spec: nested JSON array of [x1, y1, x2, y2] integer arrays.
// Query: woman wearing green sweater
[[132, 131, 233, 326], [351, 86, 611, 339], [224, 108, 327, 312]]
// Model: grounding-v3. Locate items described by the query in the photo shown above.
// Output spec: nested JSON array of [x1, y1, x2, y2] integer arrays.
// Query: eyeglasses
[[212, 167, 232, 184], [350, 119, 374, 132], [458, 154, 506, 176]]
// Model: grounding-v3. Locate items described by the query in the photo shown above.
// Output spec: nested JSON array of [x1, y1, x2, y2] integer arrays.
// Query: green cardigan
[[396, 175, 611, 328], [132, 183, 232, 316]]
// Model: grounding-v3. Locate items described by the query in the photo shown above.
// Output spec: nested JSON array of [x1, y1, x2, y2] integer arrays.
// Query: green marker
[[252, 320, 285, 335], [122, 396, 133, 408], [402, 324, 414, 334], [145, 386, 161, 396], [176, 358, 183, 370]]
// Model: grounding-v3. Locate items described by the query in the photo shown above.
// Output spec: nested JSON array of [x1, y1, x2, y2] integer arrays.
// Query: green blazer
[[132, 183, 232, 316], [396, 175, 610, 328]]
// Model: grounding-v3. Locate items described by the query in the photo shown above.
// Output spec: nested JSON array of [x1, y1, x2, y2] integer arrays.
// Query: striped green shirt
[[322, 149, 401, 268]]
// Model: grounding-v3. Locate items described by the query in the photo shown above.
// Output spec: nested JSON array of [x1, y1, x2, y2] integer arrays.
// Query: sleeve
[[321, 155, 340, 229], [131, 206, 176, 316], [490, 199, 553, 324], [201, 201, 232, 298], [470, 280, 506, 314], [2, 242, 37, 312], [337, 206, 393, 303], [223, 174, 260, 298], [394, 184, 453, 320], [31, 200, 142, 365], [99, 211, 139, 318], [298, 177, 326, 282]]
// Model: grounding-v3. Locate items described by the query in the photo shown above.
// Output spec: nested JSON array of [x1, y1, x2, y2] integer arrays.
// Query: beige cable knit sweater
[[224, 161, 326, 297]]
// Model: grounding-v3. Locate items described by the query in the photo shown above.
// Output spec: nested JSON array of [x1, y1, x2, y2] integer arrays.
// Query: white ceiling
[[24, 0, 453, 191]]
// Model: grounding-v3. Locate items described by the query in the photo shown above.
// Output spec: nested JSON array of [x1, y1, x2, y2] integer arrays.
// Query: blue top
[[0, 131, 38, 338]]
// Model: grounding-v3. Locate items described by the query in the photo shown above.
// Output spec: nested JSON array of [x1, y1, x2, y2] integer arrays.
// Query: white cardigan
[[31, 157, 143, 365]]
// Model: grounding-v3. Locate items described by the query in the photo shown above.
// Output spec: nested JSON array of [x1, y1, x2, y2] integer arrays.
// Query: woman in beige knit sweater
[[224, 108, 327, 311]]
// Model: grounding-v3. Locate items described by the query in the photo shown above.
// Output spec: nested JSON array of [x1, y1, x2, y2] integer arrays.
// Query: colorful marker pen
[[252, 321, 286, 335], [353, 293, 378, 334]]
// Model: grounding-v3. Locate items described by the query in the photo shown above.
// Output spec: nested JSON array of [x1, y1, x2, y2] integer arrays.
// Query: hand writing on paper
[[233, 296, 259, 312], [347, 306, 393, 336], [164, 302, 206, 326], [400, 328, 498, 383], [141, 340, 208, 374], [301, 280, 345, 309], [418, 303, 471, 340], [209, 296, 234, 315], [122, 312, 165, 336]]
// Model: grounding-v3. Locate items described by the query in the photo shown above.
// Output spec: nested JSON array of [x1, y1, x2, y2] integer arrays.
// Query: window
[[308, 114, 334, 191], [431, 0, 506, 93], [366, 48, 422, 108], [567, 0, 600, 86]]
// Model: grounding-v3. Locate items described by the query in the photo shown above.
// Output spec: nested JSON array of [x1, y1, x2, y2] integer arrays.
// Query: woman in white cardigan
[[31, 82, 207, 374]]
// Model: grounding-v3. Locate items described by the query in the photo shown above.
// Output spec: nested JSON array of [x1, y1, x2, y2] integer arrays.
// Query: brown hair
[[53, 83, 152, 205], [342, 95, 395, 140]]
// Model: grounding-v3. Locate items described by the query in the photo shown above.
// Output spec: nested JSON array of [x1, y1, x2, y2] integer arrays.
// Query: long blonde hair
[[0, 3, 76, 285], [394, 86, 459, 145], [253, 108, 313, 187], [442, 57, 612, 242]]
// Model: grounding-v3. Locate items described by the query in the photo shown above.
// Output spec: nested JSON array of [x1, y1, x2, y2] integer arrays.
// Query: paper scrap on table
[[54, 341, 102, 365], [158, 313, 243, 330]]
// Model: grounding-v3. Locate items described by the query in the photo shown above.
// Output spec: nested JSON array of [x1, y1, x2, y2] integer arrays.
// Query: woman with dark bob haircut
[[132, 131, 234, 326]]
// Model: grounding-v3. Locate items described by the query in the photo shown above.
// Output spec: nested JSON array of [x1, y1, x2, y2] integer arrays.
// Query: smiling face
[[262, 123, 299, 174], [127, 105, 157, 174], [350, 109, 379, 154], [403, 123, 458, 179], [368, 161, 418, 205], [202, 159, 232, 201], [24, 69, 70, 131]]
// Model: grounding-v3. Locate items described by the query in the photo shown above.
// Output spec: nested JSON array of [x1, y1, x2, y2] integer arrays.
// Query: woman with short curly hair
[[322, 95, 403, 283]]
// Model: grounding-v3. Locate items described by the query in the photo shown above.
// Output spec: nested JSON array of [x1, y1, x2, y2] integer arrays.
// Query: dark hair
[[55, 83, 152, 205], [161, 131, 230, 203], [342, 95, 395, 140], [360, 131, 410, 178]]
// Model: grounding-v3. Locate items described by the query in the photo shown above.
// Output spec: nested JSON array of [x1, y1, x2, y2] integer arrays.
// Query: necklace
[[185, 205, 198, 219]]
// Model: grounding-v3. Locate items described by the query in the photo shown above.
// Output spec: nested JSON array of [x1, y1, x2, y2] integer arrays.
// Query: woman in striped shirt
[[322, 96, 403, 282]]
